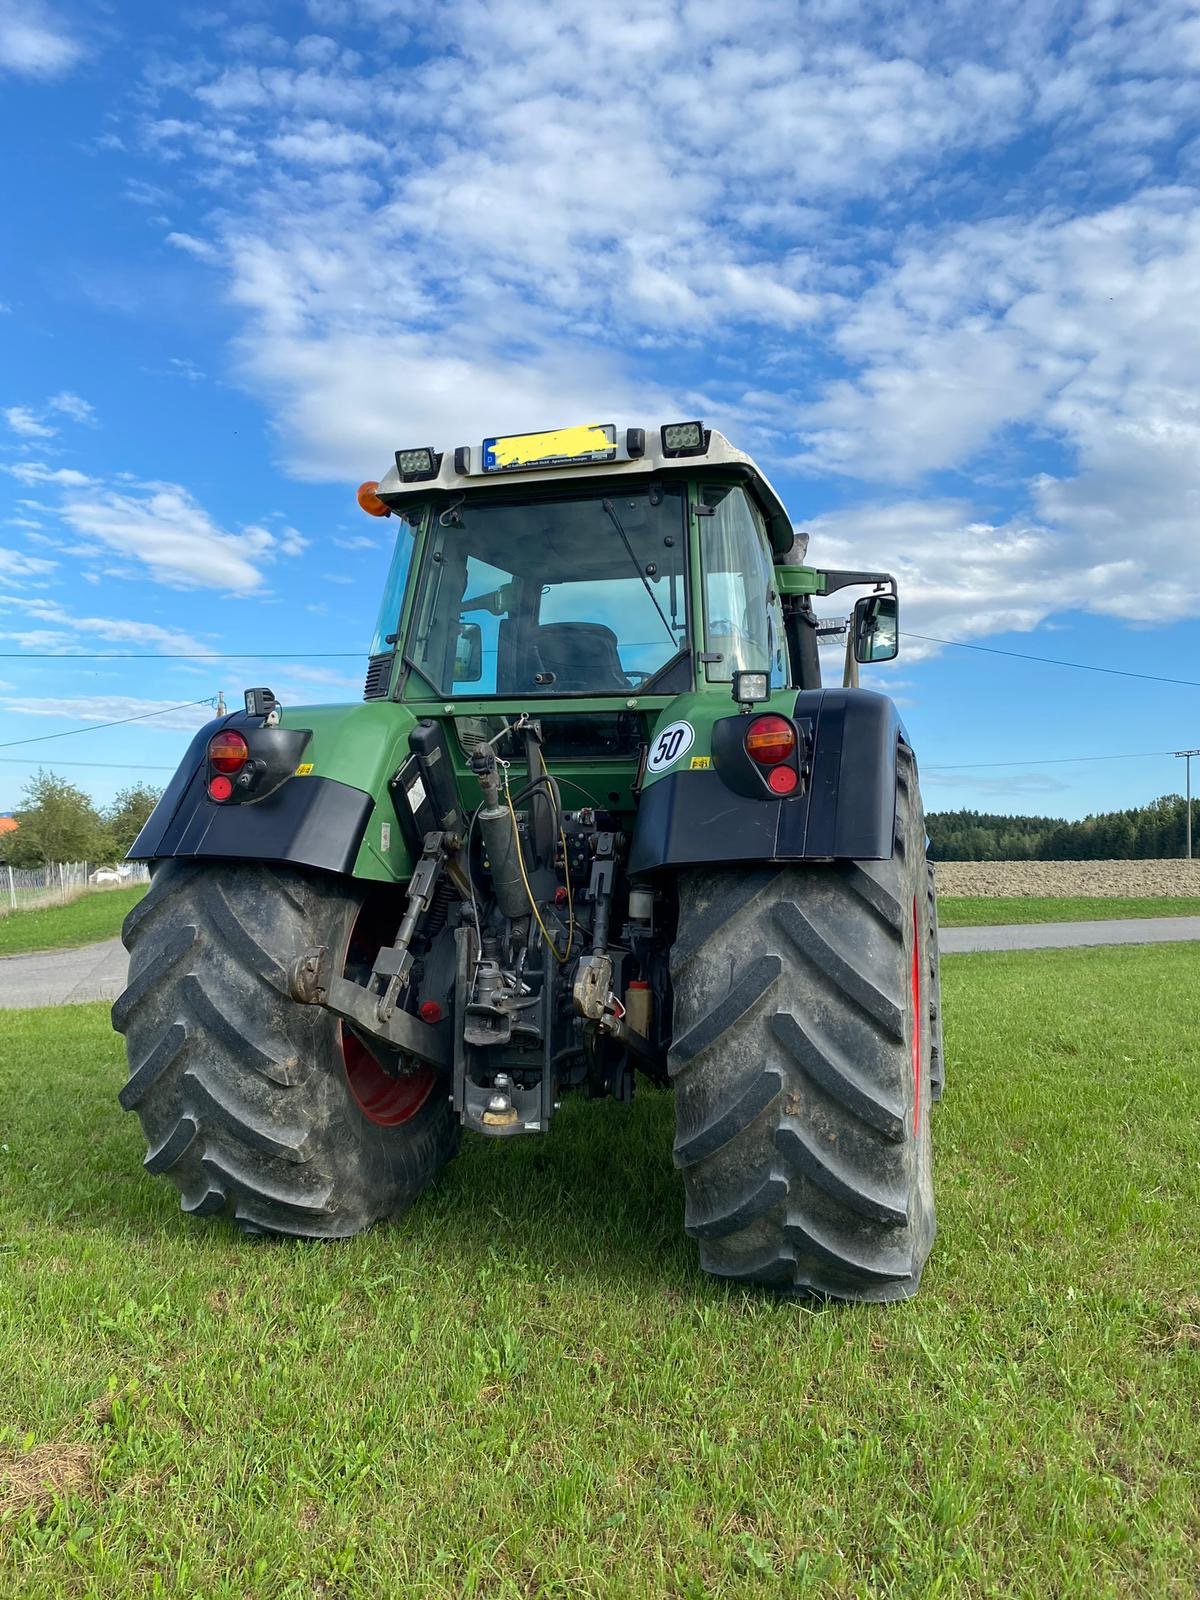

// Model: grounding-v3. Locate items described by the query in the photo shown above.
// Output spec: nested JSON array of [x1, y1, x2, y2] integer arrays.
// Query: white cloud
[[1, 462, 92, 487], [4, 406, 56, 439], [47, 391, 95, 424], [268, 120, 388, 166], [0, 1, 82, 77], [0, 597, 211, 655], [166, 231, 219, 262], [0, 547, 57, 581], [58, 483, 290, 591], [236, 324, 674, 480], [109, 1, 1200, 653]]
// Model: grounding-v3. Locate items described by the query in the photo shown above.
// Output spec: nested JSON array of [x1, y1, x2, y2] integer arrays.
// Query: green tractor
[[114, 420, 941, 1302]]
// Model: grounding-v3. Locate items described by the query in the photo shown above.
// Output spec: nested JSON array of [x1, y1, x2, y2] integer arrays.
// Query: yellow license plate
[[482, 423, 616, 472]]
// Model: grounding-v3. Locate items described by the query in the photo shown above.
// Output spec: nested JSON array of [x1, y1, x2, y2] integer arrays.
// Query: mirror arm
[[820, 569, 896, 598]]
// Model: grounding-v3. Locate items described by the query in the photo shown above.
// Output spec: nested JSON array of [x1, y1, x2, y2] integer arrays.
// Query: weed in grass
[[0, 948, 1197, 1596]]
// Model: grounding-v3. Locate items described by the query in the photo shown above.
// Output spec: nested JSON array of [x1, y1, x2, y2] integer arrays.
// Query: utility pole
[[216, 690, 226, 716], [1174, 749, 1200, 859]]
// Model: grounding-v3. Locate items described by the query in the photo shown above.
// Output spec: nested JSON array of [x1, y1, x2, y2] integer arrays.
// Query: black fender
[[628, 689, 906, 873], [129, 713, 374, 878]]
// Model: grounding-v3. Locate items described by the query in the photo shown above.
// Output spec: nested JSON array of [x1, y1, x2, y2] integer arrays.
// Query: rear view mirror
[[452, 621, 483, 682], [853, 594, 898, 663]]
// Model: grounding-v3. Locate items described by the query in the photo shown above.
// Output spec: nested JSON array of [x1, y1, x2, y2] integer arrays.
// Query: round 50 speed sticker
[[646, 719, 695, 774]]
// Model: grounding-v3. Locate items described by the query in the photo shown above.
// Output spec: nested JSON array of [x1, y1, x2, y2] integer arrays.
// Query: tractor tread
[[673, 1066, 785, 1166], [117, 1020, 188, 1111], [182, 1068, 312, 1161], [669, 954, 781, 1072], [774, 1120, 908, 1226], [110, 926, 196, 1035], [772, 900, 904, 1039], [201, 1150, 333, 1216], [685, 1169, 789, 1239], [769, 1012, 905, 1143], [143, 1114, 197, 1175], [180, 972, 303, 1085], [114, 860, 457, 1239], [668, 745, 937, 1301]]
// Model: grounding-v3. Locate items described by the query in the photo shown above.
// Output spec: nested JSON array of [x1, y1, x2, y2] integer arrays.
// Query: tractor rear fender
[[628, 688, 906, 873], [129, 701, 423, 883]]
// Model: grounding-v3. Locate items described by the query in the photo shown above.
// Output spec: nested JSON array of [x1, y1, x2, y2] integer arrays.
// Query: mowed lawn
[[1, 949, 1198, 1598], [0, 886, 147, 956], [937, 893, 1200, 926]]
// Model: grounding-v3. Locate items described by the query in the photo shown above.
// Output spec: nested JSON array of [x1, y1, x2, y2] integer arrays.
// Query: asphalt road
[[938, 916, 1200, 953], [2, 917, 1200, 1010], [0, 937, 128, 1010]]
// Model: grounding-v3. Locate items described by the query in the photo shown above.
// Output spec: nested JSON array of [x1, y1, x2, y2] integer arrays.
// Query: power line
[[902, 632, 1200, 690], [0, 651, 364, 660], [0, 698, 215, 751], [0, 757, 177, 770], [924, 750, 1172, 771]]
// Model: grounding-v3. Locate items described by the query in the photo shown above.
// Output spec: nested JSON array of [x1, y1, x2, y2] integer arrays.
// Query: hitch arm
[[289, 945, 452, 1070]]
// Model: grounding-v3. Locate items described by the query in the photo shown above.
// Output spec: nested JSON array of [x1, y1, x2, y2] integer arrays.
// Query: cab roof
[[373, 426, 797, 556]]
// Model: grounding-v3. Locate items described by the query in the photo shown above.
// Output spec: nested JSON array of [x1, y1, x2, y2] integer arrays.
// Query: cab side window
[[699, 485, 788, 687]]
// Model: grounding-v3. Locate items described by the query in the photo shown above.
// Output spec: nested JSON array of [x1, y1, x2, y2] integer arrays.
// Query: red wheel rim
[[340, 1027, 437, 1126], [339, 903, 438, 1126]]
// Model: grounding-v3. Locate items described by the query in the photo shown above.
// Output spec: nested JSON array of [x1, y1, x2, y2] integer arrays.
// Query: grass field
[[937, 893, 1200, 926], [0, 886, 146, 956], [1, 947, 1198, 1598]]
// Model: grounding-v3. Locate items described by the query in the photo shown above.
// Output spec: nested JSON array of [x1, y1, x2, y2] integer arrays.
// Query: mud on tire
[[112, 861, 458, 1237], [668, 746, 936, 1301]]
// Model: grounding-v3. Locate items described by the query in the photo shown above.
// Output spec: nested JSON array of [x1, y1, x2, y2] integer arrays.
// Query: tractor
[[113, 420, 942, 1302]]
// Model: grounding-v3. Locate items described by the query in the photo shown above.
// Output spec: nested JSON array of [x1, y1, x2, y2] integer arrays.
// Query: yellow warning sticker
[[294, 762, 314, 776], [689, 755, 712, 769]]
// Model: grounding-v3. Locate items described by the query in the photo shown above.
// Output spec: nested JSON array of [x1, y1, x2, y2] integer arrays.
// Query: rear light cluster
[[207, 730, 249, 802], [209, 731, 249, 773], [744, 714, 800, 796]]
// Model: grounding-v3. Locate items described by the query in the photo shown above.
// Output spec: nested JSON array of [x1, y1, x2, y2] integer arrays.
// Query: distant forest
[[926, 795, 1197, 860]]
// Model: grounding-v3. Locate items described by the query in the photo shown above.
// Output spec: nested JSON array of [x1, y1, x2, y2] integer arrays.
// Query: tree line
[[927, 795, 1197, 860], [0, 772, 161, 869]]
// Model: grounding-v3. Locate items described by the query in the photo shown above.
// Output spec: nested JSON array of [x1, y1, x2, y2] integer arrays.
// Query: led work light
[[660, 420, 706, 457], [732, 669, 769, 707], [395, 447, 439, 481]]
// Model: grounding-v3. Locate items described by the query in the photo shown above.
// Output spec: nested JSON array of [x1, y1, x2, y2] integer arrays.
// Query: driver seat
[[533, 623, 629, 692]]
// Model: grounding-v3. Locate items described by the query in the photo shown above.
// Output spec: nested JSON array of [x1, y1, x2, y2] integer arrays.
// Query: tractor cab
[[359, 423, 807, 712]]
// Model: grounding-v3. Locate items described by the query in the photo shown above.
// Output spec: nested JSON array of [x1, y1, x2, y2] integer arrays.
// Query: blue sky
[[2, 0, 1200, 820]]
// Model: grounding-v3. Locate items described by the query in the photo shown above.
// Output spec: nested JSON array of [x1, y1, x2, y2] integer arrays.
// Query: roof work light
[[395, 447, 439, 481], [660, 420, 707, 457]]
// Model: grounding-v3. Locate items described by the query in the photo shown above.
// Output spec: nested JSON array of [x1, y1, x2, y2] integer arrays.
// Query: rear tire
[[112, 861, 457, 1237], [668, 747, 935, 1301], [927, 862, 945, 1103]]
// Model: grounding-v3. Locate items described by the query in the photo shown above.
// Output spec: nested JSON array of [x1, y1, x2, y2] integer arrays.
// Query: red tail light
[[744, 714, 796, 766], [209, 730, 250, 774]]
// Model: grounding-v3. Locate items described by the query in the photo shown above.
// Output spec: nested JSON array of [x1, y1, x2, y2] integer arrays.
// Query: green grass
[[938, 893, 1200, 927], [0, 886, 146, 956], [1, 948, 1198, 1598]]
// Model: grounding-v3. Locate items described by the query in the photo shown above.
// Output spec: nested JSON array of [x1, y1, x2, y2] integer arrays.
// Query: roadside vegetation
[[938, 893, 1200, 926], [0, 886, 147, 956], [1, 944, 1197, 1597], [0, 773, 159, 871]]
